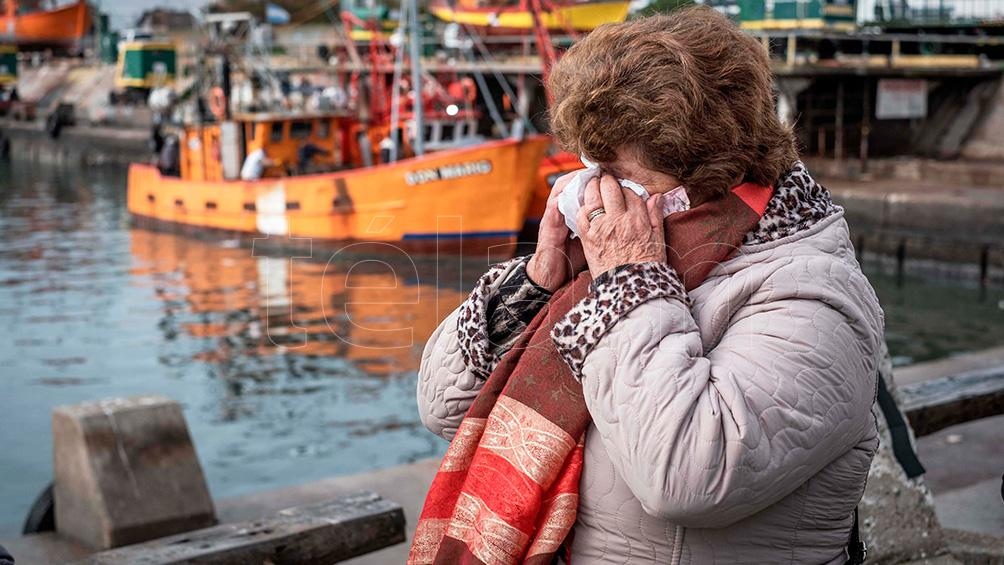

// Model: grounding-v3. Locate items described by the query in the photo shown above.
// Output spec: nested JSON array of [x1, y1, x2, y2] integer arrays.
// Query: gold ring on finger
[[587, 208, 606, 222]]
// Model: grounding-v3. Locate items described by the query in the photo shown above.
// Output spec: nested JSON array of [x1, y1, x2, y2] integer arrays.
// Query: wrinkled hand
[[526, 172, 587, 292], [576, 174, 667, 278]]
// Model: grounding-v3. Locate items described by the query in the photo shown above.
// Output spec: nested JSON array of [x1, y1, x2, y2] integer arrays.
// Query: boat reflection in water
[[126, 227, 489, 487], [129, 229, 474, 379]]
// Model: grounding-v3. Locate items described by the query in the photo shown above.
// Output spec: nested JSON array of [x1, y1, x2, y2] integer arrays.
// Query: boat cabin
[[176, 110, 482, 183]]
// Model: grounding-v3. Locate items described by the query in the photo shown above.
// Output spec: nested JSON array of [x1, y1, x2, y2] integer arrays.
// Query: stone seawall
[[0, 120, 150, 167], [827, 177, 1004, 284]]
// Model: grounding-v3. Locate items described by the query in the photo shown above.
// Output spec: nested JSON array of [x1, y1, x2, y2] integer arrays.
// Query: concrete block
[[943, 528, 1004, 565], [53, 396, 216, 550]]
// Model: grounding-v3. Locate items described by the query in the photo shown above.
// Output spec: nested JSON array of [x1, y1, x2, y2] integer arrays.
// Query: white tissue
[[556, 158, 690, 239]]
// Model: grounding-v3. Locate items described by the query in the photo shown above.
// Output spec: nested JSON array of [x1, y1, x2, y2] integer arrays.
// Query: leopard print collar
[[742, 161, 838, 246]]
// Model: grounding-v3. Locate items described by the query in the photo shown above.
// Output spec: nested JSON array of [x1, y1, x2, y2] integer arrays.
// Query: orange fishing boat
[[528, 150, 582, 222], [130, 7, 552, 256], [0, 0, 92, 50], [430, 0, 629, 33], [128, 111, 551, 255]]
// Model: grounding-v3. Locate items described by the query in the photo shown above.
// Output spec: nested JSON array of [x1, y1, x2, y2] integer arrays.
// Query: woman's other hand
[[577, 174, 668, 278], [527, 172, 586, 292]]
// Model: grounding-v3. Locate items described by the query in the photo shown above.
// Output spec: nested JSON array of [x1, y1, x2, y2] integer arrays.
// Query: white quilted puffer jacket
[[417, 164, 884, 564]]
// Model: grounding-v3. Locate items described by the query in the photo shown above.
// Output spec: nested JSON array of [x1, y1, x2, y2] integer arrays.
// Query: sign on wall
[[876, 79, 928, 120]]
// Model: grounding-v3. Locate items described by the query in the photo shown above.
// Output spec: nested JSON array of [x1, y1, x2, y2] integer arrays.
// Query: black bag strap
[[876, 373, 926, 479], [846, 373, 927, 563], [845, 509, 867, 565]]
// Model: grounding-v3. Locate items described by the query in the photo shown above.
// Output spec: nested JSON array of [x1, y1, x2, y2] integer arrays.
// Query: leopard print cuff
[[456, 256, 532, 379], [551, 262, 689, 377]]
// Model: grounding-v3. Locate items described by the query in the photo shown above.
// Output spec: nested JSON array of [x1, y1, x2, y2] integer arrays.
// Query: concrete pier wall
[[0, 121, 150, 166]]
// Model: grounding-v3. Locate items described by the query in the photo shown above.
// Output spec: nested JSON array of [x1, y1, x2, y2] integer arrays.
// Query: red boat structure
[[0, 0, 92, 51]]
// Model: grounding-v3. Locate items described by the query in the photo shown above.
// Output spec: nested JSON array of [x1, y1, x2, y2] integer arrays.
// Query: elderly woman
[[411, 7, 884, 565]]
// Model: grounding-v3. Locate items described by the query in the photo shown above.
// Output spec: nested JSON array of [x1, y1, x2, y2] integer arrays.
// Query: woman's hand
[[527, 172, 586, 292], [576, 174, 667, 278]]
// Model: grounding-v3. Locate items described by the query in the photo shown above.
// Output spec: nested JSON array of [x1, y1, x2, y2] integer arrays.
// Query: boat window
[[270, 122, 284, 142], [441, 123, 456, 141], [286, 201, 301, 211], [174, 199, 184, 207], [206, 201, 218, 210], [315, 120, 330, 139], [291, 121, 312, 139], [146, 194, 155, 203], [243, 202, 256, 212]]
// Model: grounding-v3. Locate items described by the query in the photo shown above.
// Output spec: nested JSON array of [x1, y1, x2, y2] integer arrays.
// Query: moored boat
[[128, 112, 550, 255], [0, 0, 92, 50], [429, 0, 629, 33]]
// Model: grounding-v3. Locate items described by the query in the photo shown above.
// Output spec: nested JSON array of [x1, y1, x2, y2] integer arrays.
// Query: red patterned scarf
[[409, 183, 774, 565]]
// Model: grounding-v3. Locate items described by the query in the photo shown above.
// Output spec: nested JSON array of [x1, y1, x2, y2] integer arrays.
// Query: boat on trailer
[[0, 0, 92, 52]]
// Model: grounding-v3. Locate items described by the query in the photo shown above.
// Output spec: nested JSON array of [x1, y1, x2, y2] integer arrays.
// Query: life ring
[[208, 87, 227, 120], [447, 78, 477, 105]]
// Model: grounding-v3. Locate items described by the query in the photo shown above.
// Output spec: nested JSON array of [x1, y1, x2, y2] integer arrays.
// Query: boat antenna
[[461, 24, 538, 137], [458, 44, 510, 139], [388, 0, 409, 162], [407, 0, 424, 156]]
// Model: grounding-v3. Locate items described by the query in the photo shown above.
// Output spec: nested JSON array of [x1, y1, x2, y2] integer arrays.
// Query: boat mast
[[408, 0, 424, 156], [388, 0, 408, 162]]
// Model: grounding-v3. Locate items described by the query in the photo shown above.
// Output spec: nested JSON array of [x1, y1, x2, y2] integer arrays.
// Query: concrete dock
[[3, 346, 1002, 564]]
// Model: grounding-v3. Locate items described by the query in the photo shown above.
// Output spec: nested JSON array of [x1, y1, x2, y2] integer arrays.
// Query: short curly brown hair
[[547, 6, 797, 201]]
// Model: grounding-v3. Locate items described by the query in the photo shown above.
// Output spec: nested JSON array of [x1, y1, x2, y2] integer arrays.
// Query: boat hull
[[430, 1, 629, 32], [128, 136, 551, 256], [0, 0, 92, 49]]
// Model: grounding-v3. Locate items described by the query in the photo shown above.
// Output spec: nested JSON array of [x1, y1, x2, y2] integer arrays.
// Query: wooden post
[[76, 493, 406, 565], [835, 79, 845, 162], [786, 34, 796, 67], [804, 88, 814, 154], [860, 78, 871, 174]]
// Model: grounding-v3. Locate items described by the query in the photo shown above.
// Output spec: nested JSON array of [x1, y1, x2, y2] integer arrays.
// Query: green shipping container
[[116, 42, 177, 89], [737, 0, 856, 30], [0, 46, 16, 86]]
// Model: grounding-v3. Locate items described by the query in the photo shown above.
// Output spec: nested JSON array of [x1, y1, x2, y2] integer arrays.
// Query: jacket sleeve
[[417, 255, 550, 441], [551, 261, 882, 528]]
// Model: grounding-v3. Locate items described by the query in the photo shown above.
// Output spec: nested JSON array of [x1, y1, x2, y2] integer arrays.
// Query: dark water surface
[[1, 160, 1002, 534]]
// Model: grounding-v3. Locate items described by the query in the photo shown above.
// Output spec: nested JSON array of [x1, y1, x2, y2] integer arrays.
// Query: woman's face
[[599, 147, 683, 198]]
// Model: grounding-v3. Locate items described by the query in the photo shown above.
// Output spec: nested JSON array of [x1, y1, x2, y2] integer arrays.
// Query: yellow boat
[[429, 0, 630, 32], [128, 111, 550, 255]]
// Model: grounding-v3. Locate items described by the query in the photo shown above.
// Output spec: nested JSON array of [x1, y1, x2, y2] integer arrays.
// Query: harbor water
[[1, 160, 1003, 535]]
